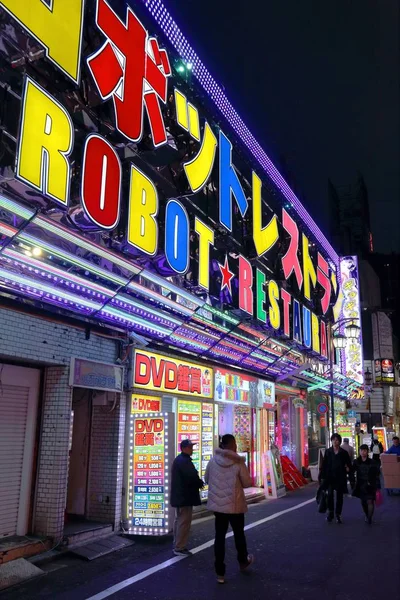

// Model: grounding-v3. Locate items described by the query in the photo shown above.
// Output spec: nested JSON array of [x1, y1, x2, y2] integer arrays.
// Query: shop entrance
[[66, 389, 92, 520], [256, 408, 275, 487], [217, 402, 253, 476], [65, 386, 122, 542], [275, 395, 308, 471]]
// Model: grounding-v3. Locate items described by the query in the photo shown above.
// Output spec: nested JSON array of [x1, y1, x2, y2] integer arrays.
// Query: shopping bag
[[316, 485, 327, 513], [375, 489, 384, 507]]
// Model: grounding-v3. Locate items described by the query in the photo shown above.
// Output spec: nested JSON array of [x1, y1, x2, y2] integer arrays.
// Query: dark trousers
[[361, 499, 375, 521], [214, 512, 248, 576], [327, 486, 344, 516]]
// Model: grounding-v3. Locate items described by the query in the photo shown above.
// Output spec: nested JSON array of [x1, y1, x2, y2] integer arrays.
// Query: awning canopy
[[0, 194, 361, 395]]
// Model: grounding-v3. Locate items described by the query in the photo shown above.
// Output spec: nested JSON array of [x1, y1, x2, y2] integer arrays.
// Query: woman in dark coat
[[352, 444, 380, 524]]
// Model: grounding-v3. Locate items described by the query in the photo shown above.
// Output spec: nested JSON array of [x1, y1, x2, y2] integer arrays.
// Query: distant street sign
[[317, 402, 329, 415]]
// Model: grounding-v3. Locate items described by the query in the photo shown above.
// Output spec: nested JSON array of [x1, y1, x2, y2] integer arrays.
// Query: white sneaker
[[216, 576, 225, 584]]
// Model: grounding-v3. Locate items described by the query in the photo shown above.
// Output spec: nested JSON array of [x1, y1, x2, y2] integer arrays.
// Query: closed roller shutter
[[0, 365, 40, 539], [0, 385, 29, 538]]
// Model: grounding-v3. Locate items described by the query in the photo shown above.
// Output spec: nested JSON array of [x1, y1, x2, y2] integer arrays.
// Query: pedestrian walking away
[[319, 433, 353, 524], [385, 436, 400, 456], [352, 444, 381, 524], [341, 438, 355, 461], [170, 439, 204, 556], [205, 433, 254, 584], [370, 437, 384, 463]]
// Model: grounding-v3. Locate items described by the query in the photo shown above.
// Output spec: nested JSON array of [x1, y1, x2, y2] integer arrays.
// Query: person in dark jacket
[[319, 433, 352, 524], [170, 439, 204, 556], [352, 444, 380, 524]]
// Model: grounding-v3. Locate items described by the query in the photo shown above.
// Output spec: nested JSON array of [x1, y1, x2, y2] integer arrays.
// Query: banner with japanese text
[[134, 350, 213, 398]]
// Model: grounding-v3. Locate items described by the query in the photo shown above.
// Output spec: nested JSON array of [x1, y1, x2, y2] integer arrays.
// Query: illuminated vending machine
[[127, 412, 175, 535]]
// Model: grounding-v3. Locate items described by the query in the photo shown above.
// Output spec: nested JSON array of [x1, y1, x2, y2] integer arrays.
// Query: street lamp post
[[364, 368, 373, 432]]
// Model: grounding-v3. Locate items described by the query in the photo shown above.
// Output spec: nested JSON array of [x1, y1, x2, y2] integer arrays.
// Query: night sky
[[168, 0, 399, 253]]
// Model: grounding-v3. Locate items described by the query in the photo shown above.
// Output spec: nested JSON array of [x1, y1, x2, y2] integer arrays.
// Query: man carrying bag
[[319, 433, 353, 523]]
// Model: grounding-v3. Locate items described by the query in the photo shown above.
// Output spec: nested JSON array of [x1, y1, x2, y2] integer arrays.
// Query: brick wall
[[86, 393, 126, 530], [0, 306, 125, 541], [0, 306, 118, 365], [34, 366, 72, 539]]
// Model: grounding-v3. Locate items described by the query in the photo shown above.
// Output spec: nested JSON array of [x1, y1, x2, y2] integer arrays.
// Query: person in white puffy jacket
[[204, 434, 254, 584]]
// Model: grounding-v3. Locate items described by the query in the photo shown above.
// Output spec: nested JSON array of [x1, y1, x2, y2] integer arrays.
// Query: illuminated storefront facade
[[131, 349, 216, 503], [0, 0, 364, 545], [129, 350, 276, 501]]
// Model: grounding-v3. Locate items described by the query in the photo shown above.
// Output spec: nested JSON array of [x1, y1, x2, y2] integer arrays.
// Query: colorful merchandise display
[[234, 405, 252, 453]]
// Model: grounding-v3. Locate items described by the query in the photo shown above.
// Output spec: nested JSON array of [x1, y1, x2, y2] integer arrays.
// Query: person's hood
[[214, 448, 245, 468]]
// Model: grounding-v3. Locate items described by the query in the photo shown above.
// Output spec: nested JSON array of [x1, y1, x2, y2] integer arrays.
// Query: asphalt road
[[1, 485, 399, 600]]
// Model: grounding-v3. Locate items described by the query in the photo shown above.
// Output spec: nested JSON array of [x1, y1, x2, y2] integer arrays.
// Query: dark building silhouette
[[328, 175, 373, 258], [328, 175, 399, 424]]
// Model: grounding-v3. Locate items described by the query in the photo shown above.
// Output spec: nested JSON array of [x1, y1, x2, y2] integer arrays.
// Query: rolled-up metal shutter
[[0, 366, 40, 538]]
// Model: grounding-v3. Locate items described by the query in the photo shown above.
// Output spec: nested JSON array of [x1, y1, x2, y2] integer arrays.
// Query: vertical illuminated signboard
[[128, 412, 175, 535], [201, 403, 214, 499], [176, 400, 214, 499], [339, 256, 364, 385]]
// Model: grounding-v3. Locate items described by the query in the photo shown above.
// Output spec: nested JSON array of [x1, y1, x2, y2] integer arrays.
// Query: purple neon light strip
[[0, 266, 101, 310], [2, 248, 113, 297], [141, 0, 338, 264]]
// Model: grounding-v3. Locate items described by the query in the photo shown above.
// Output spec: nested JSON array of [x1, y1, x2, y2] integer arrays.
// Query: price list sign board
[[128, 413, 175, 535]]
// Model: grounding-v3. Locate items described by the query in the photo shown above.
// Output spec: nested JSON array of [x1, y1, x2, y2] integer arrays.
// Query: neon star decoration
[[219, 255, 235, 294]]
